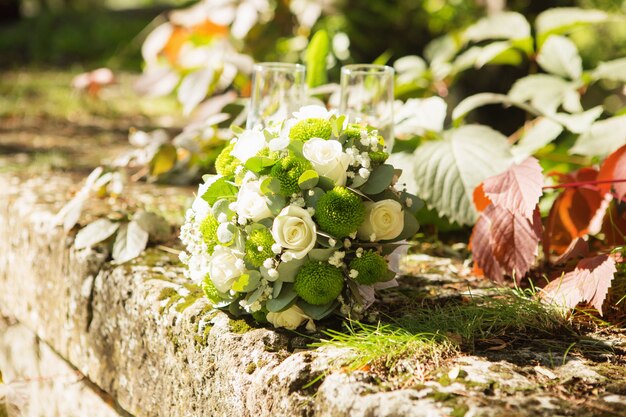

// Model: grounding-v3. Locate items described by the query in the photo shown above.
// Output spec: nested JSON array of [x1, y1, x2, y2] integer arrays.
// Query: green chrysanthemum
[[202, 274, 222, 304], [270, 154, 311, 195], [289, 118, 332, 142], [215, 142, 240, 177], [343, 125, 362, 141], [294, 261, 344, 305], [369, 151, 389, 164], [349, 250, 388, 285], [199, 214, 220, 254], [245, 228, 276, 268], [315, 187, 365, 238]]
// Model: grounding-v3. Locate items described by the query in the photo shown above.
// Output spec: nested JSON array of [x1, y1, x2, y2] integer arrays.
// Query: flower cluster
[[180, 105, 421, 330]]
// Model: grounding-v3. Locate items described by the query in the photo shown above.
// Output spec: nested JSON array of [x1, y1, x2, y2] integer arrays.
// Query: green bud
[[245, 228, 276, 268], [349, 250, 388, 285], [215, 142, 240, 177], [294, 261, 344, 305], [315, 186, 365, 238], [290, 118, 333, 142], [199, 214, 220, 254], [270, 154, 312, 196]]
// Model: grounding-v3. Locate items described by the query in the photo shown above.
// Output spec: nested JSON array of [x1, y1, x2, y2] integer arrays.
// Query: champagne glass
[[246, 62, 306, 130], [339, 64, 395, 151]]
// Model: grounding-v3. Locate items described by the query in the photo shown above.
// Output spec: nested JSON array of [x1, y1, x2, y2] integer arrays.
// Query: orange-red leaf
[[553, 237, 589, 265], [544, 168, 605, 256], [483, 157, 543, 220], [541, 254, 617, 315], [598, 144, 626, 201], [472, 183, 491, 212], [601, 202, 626, 246]]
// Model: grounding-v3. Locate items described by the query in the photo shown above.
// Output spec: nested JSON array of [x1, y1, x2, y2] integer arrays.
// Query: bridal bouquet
[[180, 105, 420, 330]]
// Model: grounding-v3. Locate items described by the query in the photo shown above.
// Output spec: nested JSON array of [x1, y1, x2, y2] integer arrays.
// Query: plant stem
[[543, 178, 626, 190]]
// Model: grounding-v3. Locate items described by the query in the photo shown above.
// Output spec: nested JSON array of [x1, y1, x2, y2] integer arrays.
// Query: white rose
[[208, 246, 245, 292], [271, 206, 317, 259], [231, 128, 266, 163], [357, 199, 404, 241], [236, 179, 272, 222], [303, 138, 351, 186], [266, 305, 315, 330]]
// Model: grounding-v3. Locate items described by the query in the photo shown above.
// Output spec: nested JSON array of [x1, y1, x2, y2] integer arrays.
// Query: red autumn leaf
[[598, 144, 626, 201], [544, 168, 606, 256], [472, 182, 491, 212], [541, 254, 617, 315], [469, 211, 504, 283], [489, 205, 541, 283], [483, 157, 543, 220], [553, 237, 590, 265], [601, 202, 626, 246]]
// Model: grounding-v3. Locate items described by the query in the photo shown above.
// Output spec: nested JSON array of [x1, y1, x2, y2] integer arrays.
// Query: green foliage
[[315, 186, 366, 238], [306, 30, 330, 88], [294, 261, 344, 305]]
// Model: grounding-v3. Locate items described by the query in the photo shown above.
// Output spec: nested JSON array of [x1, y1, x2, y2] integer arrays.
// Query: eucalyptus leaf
[[297, 300, 338, 320], [231, 271, 261, 293], [247, 285, 265, 304], [360, 164, 395, 195], [308, 248, 336, 261], [317, 176, 335, 191], [298, 170, 320, 190], [261, 177, 282, 195], [267, 194, 287, 215], [272, 280, 284, 298], [276, 258, 306, 283], [74, 218, 119, 250], [266, 284, 298, 312], [245, 156, 276, 173], [304, 187, 325, 208]]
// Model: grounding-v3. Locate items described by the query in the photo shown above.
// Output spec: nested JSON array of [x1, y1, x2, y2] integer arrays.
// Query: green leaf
[[552, 106, 603, 134], [308, 248, 336, 261], [276, 258, 306, 283], [452, 42, 524, 74], [133, 211, 171, 242], [245, 156, 276, 173], [360, 164, 395, 195], [398, 191, 424, 215], [266, 284, 298, 312], [305, 30, 329, 88], [231, 271, 261, 293], [298, 170, 320, 190], [536, 35, 582, 80], [317, 176, 335, 191], [304, 187, 325, 208], [150, 143, 177, 177], [297, 300, 338, 320], [570, 115, 626, 156], [288, 139, 304, 157], [202, 177, 238, 205], [412, 125, 514, 226], [272, 280, 283, 299], [393, 210, 420, 241], [592, 57, 626, 83], [267, 194, 287, 215], [231, 124, 244, 135]]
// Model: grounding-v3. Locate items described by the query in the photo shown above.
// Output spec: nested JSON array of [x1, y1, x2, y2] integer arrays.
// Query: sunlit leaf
[[512, 118, 563, 159], [482, 157, 544, 219], [570, 115, 626, 156], [509, 74, 582, 114], [74, 218, 120, 250], [112, 221, 150, 264], [541, 254, 616, 315], [536, 35, 582, 80], [412, 125, 513, 225], [150, 144, 177, 177], [463, 12, 531, 43], [178, 68, 215, 116], [306, 30, 329, 88], [551, 106, 603, 134], [592, 57, 626, 83], [202, 177, 238, 205], [134, 66, 180, 97], [453, 93, 539, 124], [469, 211, 504, 283], [597, 144, 626, 201], [535, 8, 608, 40]]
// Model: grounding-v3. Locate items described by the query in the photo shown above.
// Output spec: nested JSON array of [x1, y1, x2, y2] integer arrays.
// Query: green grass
[[311, 288, 572, 378]]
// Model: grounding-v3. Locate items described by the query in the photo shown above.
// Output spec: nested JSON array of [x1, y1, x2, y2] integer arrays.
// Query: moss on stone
[[245, 362, 257, 374], [229, 319, 252, 334]]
